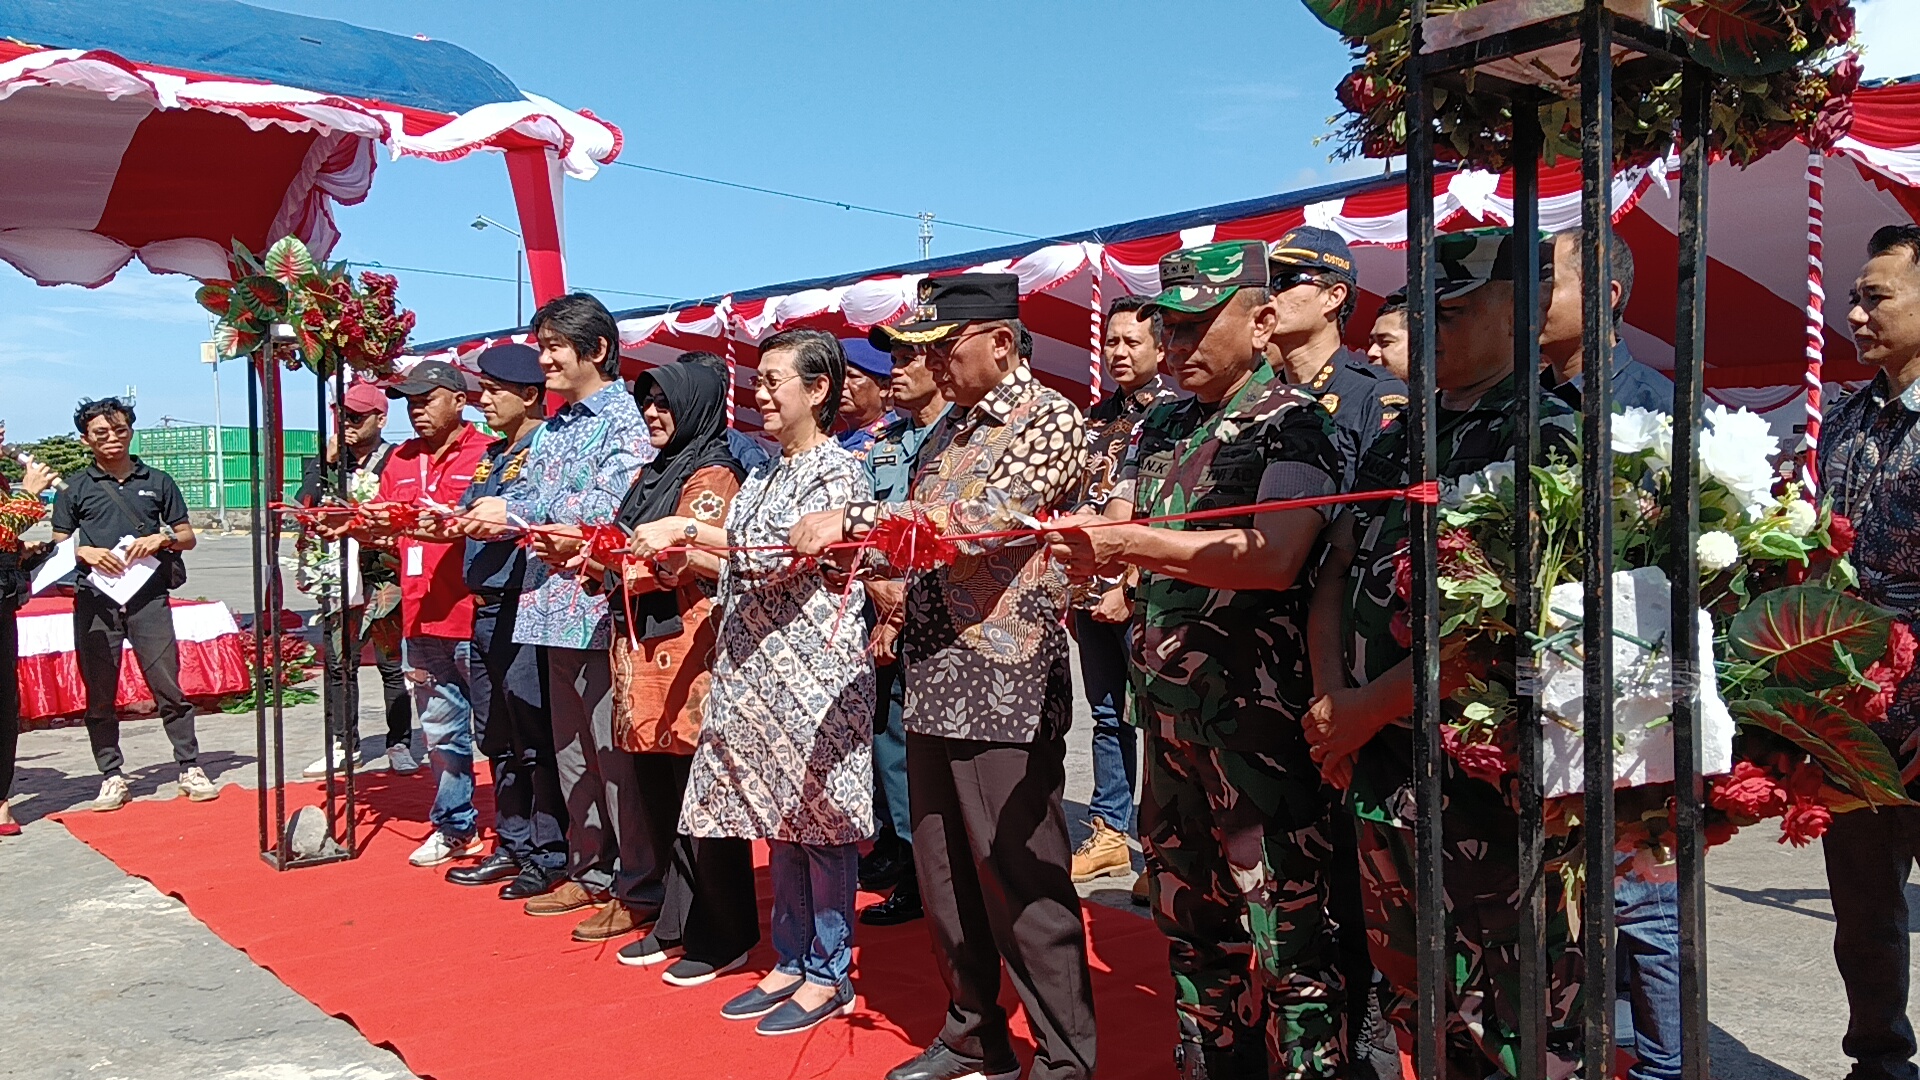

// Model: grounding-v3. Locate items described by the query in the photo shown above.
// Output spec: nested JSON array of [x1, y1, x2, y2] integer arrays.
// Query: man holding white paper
[[51, 397, 213, 811]]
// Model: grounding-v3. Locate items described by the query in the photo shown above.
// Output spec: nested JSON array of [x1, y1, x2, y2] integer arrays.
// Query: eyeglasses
[[639, 392, 671, 411], [1271, 269, 1330, 292], [749, 370, 805, 392], [914, 326, 991, 360]]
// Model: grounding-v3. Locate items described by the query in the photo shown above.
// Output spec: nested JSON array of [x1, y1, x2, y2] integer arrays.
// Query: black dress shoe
[[446, 848, 519, 886], [498, 863, 564, 901], [860, 885, 923, 926], [886, 1039, 1020, 1080], [859, 847, 910, 891]]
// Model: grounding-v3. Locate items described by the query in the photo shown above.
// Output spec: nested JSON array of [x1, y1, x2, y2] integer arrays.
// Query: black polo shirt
[[51, 457, 190, 550]]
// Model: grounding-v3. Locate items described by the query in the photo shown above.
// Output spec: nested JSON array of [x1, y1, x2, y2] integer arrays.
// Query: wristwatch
[[683, 522, 699, 540]]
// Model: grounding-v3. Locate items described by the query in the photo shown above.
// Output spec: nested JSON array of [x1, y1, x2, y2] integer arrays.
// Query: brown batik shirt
[[845, 363, 1086, 743]]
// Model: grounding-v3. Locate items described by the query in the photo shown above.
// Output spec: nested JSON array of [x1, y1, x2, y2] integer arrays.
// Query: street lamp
[[470, 214, 526, 326]]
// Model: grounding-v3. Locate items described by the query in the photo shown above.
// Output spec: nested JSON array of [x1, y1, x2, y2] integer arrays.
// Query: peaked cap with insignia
[[1141, 240, 1270, 314], [867, 273, 1022, 350]]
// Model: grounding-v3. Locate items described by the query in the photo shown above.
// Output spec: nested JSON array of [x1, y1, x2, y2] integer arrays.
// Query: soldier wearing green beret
[[1049, 240, 1349, 1078]]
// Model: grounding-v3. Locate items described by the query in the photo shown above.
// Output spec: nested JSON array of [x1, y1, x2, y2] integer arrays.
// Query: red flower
[[1389, 609, 1412, 650], [1391, 544, 1411, 603], [1441, 725, 1513, 785], [1828, 513, 1855, 555], [1709, 761, 1790, 820], [1779, 797, 1833, 847], [1704, 818, 1739, 848], [301, 308, 324, 329]]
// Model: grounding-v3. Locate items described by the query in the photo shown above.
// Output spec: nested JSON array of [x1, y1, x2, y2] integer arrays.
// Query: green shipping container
[[131, 426, 316, 512]]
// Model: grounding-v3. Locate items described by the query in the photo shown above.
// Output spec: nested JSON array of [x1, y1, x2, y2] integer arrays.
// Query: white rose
[[1611, 406, 1673, 462], [348, 468, 380, 503], [1783, 498, 1817, 538], [1697, 530, 1740, 574], [1699, 406, 1781, 515], [1441, 459, 1515, 509]]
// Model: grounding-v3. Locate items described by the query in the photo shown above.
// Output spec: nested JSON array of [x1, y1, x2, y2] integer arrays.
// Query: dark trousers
[[908, 731, 1097, 1080], [75, 583, 197, 776], [0, 603, 16, 799], [635, 752, 760, 963], [1824, 804, 1920, 1080], [873, 660, 912, 848], [322, 606, 409, 749], [547, 646, 661, 910], [471, 601, 565, 870]]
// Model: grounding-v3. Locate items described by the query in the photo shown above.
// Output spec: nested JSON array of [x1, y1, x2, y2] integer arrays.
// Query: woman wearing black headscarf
[[587, 358, 761, 979]]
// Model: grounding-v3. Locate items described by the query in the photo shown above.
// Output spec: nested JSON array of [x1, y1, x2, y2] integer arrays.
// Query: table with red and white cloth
[[16, 594, 251, 728]]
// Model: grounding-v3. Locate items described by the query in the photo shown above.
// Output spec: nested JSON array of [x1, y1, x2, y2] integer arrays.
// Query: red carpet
[[57, 772, 1177, 1080]]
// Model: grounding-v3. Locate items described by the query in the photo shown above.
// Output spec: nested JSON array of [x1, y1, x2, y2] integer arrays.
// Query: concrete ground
[[0, 533, 1903, 1079]]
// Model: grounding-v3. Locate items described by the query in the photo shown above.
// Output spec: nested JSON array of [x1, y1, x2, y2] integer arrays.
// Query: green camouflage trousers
[[1353, 811, 1585, 1078], [1141, 735, 1346, 1079]]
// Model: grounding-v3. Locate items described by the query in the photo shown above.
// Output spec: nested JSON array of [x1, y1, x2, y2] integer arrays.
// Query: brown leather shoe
[[571, 901, 649, 942], [522, 880, 608, 918]]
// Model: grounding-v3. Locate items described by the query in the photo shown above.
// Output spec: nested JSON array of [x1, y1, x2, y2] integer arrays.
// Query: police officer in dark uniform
[[445, 343, 570, 899], [1263, 226, 1407, 489], [1263, 225, 1408, 1080]]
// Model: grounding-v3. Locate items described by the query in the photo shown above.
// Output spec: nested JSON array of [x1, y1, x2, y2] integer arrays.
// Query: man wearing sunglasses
[[1263, 227, 1407, 490], [1046, 240, 1349, 1078], [791, 274, 1096, 1080]]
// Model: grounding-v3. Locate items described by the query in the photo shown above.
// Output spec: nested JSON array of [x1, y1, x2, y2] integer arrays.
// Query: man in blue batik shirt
[[464, 293, 658, 945]]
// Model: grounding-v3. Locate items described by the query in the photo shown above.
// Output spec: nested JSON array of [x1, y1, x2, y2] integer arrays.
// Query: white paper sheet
[[86, 535, 159, 606], [29, 536, 75, 595]]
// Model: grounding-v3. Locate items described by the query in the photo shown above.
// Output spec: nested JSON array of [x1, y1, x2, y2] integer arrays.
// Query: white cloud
[[1859, 0, 1920, 82]]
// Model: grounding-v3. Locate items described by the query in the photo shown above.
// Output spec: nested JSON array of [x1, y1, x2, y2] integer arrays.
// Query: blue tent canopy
[[0, 0, 524, 115]]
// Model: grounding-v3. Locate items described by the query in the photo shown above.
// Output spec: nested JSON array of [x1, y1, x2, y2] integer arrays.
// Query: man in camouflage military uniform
[[1049, 240, 1348, 1079], [1262, 226, 1407, 489], [1303, 232, 1585, 1078]]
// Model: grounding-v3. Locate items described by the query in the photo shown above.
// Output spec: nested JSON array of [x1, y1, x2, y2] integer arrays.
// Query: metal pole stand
[[253, 340, 359, 870], [1401, 1, 1712, 1077]]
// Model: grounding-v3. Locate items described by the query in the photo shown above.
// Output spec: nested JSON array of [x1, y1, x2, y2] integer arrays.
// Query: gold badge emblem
[[1321, 392, 1342, 416]]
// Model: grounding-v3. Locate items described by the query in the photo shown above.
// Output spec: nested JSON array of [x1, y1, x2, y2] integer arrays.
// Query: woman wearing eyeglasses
[[631, 328, 875, 1036]]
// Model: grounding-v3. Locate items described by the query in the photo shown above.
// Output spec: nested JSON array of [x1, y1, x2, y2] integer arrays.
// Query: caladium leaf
[[212, 323, 261, 360], [1735, 689, 1913, 808], [239, 276, 289, 319], [1301, 0, 1406, 38], [195, 282, 234, 318], [1666, 0, 1809, 77], [263, 236, 316, 287], [229, 238, 263, 276], [1727, 585, 1892, 688]]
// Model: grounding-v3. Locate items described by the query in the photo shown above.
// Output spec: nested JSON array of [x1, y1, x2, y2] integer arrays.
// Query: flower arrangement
[[1425, 405, 1912, 877], [196, 237, 414, 377], [1308, 0, 1862, 171]]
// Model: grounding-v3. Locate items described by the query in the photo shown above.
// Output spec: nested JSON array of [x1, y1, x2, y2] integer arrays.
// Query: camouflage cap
[[1433, 230, 1552, 301], [1141, 240, 1270, 314]]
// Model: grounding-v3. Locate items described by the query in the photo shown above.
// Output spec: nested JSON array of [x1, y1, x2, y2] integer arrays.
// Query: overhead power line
[[607, 159, 1043, 241], [346, 260, 689, 304]]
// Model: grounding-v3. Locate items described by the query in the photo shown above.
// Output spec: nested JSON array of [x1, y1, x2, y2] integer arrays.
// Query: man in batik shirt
[[1050, 240, 1347, 1079], [1819, 223, 1920, 1080], [1065, 294, 1179, 888], [1303, 231, 1582, 1078], [791, 274, 1094, 1080]]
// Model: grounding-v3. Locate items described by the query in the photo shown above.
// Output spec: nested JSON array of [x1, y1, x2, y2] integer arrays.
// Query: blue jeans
[[404, 636, 475, 841], [1616, 868, 1682, 1080], [1073, 611, 1136, 832], [769, 840, 858, 987]]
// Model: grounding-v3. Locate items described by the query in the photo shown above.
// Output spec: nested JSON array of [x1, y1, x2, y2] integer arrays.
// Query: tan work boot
[[572, 901, 648, 942], [523, 880, 608, 918], [1070, 817, 1132, 882]]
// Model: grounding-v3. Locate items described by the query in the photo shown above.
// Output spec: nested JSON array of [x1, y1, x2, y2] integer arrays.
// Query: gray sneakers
[[387, 743, 421, 774]]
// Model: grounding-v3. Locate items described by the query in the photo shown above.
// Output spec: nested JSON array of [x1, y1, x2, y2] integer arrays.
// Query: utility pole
[[917, 212, 935, 260], [201, 341, 226, 529]]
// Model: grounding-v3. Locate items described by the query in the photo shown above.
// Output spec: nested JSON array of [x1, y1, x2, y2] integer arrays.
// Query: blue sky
[[1, 0, 1916, 440]]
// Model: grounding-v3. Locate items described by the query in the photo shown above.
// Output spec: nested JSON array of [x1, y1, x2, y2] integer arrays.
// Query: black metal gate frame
[[250, 346, 358, 870], [1403, 2, 1711, 1077]]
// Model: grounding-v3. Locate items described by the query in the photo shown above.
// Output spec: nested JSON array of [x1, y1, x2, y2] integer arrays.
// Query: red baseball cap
[[339, 380, 389, 416]]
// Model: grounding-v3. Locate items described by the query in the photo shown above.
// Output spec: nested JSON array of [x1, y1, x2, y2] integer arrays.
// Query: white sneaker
[[302, 742, 353, 779], [387, 743, 421, 775], [177, 766, 220, 802], [94, 775, 130, 812], [408, 831, 484, 867]]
